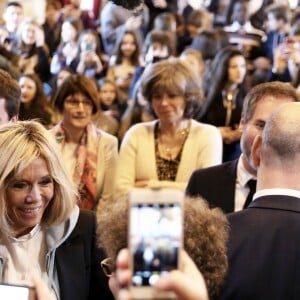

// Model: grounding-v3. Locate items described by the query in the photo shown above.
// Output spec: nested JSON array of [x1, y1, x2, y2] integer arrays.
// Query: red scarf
[[51, 122, 100, 210]]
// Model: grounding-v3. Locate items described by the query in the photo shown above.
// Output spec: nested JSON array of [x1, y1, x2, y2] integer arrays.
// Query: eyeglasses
[[100, 257, 115, 277], [64, 97, 93, 109]]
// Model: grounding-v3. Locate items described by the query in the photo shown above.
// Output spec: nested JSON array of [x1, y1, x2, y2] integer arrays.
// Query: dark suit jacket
[[219, 195, 300, 300], [56, 210, 114, 300], [186, 160, 238, 213]]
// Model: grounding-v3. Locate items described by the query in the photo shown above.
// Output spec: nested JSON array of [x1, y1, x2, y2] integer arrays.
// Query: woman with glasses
[[51, 74, 118, 216], [0, 120, 113, 300]]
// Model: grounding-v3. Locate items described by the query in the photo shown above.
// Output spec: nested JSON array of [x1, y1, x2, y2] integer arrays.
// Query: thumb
[[154, 270, 208, 300]]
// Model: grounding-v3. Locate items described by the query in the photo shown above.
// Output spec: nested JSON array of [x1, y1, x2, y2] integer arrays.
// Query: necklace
[[157, 120, 190, 161]]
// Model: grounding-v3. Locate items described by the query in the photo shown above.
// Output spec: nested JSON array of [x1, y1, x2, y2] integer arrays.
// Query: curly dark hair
[[98, 196, 229, 299]]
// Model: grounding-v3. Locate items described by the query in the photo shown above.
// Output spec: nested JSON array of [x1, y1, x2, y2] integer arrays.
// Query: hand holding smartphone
[[128, 188, 184, 299]]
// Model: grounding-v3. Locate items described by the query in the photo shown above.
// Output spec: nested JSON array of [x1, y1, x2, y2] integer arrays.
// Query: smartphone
[[282, 36, 295, 56], [0, 283, 36, 300], [85, 43, 94, 52], [128, 188, 184, 299]]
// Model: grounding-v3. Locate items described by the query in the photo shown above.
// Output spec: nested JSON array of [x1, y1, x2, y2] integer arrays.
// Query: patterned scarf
[[51, 122, 100, 210]]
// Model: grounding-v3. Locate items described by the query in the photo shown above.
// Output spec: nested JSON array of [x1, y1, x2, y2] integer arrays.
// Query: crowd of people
[[1, 0, 300, 155], [1, 0, 300, 299]]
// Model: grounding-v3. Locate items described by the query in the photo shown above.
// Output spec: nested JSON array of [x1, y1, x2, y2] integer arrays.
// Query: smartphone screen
[[129, 194, 182, 288], [0, 283, 35, 300], [85, 43, 93, 52]]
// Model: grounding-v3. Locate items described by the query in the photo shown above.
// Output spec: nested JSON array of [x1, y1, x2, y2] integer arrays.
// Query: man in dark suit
[[219, 102, 300, 299], [186, 81, 299, 213]]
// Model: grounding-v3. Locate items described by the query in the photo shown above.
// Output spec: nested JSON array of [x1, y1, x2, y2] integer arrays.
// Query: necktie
[[243, 179, 257, 209]]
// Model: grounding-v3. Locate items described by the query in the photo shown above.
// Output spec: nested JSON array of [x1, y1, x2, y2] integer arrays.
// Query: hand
[[116, 74, 132, 89], [124, 16, 143, 30], [289, 43, 300, 65], [134, 180, 149, 187], [62, 43, 78, 61], [31, 273, 56, 300], [152, 0, 167, 8], [219, 126, 241, 144], [80, 51, 98, 63], [145, 45, 169, 64], [110, 249, 209, 300], [154, 251, 209, 300], [272, 43, 288, 73]]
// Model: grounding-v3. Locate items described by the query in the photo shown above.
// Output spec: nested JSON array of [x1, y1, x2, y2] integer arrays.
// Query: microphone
[[109, 0, 144, 10]]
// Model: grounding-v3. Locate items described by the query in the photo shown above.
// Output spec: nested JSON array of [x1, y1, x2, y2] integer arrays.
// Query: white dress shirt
[[235, 156, 256, 211]]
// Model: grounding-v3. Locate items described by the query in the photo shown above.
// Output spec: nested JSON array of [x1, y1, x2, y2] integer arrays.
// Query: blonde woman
[[0, 121, 113, 299]]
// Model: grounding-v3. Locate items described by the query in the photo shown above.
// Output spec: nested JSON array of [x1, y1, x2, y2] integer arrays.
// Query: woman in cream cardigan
[[115, 58, 222, 196]]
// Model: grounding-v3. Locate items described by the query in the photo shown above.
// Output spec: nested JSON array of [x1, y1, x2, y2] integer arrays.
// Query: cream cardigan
[[115, 119, 222, 195]]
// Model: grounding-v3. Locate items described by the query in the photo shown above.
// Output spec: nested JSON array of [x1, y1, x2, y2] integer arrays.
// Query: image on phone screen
[[129, 202, 182, 287]]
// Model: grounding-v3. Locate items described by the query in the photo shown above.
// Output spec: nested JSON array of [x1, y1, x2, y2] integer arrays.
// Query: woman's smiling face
[[6, 157, 54, 237]]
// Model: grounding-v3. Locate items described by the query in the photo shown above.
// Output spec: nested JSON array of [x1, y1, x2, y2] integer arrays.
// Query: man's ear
[[251, 135, 262, 168], [10, 115, 18, 122]]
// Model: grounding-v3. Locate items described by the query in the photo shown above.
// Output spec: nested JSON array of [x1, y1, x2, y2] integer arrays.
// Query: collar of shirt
[[235, 155, 256, 211], [254, 188, 300, 200], [237, 155, 255, 187], [9, 224, 41, 242], [225, 21, 251, 32]]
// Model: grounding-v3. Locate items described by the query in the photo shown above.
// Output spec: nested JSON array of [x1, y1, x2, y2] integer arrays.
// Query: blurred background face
[[57, 70, 72, 88], [151, 92, 186, 124], [240, 96, 291, 170], [3, 5, 23, 32], [71, 0, 81, 8], [19, 76, 37, 104], [21, 23, 37, 45], [80, 33, 97, 53], [121, 33, 136, 58], [45, 3, 60, 22], [267, 13, 280, 31], [61, 22, 77, 43], [228, 55, 247, 84], [232, 2, 248, 24], [145, 42, 169, 63], [62, 92, 93, 130], [180, 54, 204, 78], [100, 83, 117, 107]]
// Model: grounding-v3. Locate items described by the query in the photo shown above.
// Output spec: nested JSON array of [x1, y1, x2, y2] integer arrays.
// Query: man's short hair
[[241, 81, 299, 123], [5, 1, 23, 9]]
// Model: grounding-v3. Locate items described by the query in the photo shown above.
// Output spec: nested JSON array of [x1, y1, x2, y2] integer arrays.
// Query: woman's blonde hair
[[0, 120, 77, 236]]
